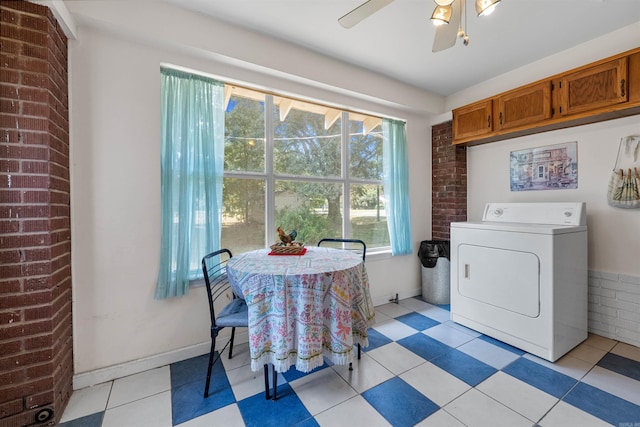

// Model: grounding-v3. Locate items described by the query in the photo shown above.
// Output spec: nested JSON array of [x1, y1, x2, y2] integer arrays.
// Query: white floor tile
[[476, 371, 558, 422], [416, 306, 452, 324], [582, 365, 640, 406], [332, 353, 394, 393], [611, 341, 640, 363], [366, 342, 426, 375], [220, 341, 252, 371], [444, 389, 533, 427], [289, 367, 357, 415], [415, 409, 466, 427], [373, 302, 412, 319], [371, 318, 418, 341], [59, 382, 112, 423], [566, 342, 608, 364], [175, 403, 244, 426], [101, 391, 172, 427], [314, 395, 392, 427], [456, 338, 520, 369], [227, 364, 282, 401], [584, 333, 617, 352], [522, 353, 595, 380], [372, 309, 391, 323], [399, 362, 470, 407], [107, 366, 171, 409], [441, 321, 482, 338], [397, 297, 432, 312], [422, 323, 475, 348], [538, 400, 612, 427]]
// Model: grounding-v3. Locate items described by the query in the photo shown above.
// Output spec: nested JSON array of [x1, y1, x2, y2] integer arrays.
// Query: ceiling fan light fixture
[[431, 5, 452, 26], [434, 0, 454, 5], [475, 0, 500, 16]]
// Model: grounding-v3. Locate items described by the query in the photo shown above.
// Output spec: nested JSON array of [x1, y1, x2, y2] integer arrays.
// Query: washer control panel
[[483, 202, 586, 226]]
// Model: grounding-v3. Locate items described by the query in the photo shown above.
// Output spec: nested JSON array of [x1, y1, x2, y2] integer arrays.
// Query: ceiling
[[162, 0, 640, 97]]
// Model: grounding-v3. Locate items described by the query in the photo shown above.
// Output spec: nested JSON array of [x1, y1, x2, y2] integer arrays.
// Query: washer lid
[[481, 202, 586, 226], [450, 220, 587, 234]]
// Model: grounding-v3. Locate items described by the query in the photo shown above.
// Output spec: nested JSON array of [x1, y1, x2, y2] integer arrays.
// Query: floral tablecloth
[[227, 246, 376, 373]]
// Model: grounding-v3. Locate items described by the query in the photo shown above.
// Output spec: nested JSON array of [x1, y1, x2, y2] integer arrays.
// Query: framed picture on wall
[[510, 142, 578, 191]]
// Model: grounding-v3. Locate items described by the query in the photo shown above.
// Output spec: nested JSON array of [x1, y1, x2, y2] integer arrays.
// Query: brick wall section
[[588, 271, 640, 347], [0, 1, 72, 426], [432, 121, 467, 240]]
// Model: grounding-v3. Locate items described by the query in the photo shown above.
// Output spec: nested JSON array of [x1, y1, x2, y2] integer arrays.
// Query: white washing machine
[[450, 202, 588, 362]]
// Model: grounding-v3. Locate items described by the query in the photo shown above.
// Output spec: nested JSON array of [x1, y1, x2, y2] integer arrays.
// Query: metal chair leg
[[272, 364, 278, 400], [204, 340, 216, 398], [228, 327, 236, 359], [263, 364, 270, 400]]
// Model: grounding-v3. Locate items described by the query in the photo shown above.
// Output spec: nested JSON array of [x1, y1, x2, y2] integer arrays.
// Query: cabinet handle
[[621, 79, 626, 97], [499, 112, 503, 126], [487, 115, 491, 128], [464, 264, 470, 279]]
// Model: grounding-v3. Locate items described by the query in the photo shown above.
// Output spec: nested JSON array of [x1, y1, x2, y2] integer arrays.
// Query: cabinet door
[[496, 81, 552, 131], [453, 99, 493, 141], [557, 57, 628, 116]]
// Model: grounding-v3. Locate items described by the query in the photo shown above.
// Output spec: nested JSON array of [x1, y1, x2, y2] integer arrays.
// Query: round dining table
[[226, 246, 376, 373]]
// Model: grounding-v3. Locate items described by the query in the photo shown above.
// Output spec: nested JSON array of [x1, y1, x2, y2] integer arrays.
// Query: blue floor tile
[[362, 377, 439, 427], [395, 312, 440, 331], [431, 348, 497, 386], [563, 381, 640, 425], [170, 353, 211, 388], [397, 333, 452, 361], [58, 412, 103, 427], [478, 334, 526, 355], [170, 353, 235, 425], [363, 328, 393, 352], [238, 383, 313, 427], [502, 357, 577, 399], [597, 353, 640, 382]]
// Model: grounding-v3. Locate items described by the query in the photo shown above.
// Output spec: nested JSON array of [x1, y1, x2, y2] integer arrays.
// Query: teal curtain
[[155, 68, 225, 299], [382, 119, 413, 255]]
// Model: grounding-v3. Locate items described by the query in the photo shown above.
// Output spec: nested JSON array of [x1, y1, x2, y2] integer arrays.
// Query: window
[[157, 68, 413, 298], [221, 85, 389, 255]]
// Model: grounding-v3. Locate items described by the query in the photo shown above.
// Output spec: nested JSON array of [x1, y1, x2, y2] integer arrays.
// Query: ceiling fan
[[338, 0, 501, 53]]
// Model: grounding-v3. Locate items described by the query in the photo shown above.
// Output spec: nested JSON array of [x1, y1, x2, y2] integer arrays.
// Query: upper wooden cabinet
[[555, 57, 628, 117], [452, 99, 493, 140], [496, 81, 552, 131], [452, 47, 640, 146]]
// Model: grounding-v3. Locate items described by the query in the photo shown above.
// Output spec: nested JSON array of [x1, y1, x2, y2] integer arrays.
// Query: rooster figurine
[[277, 227, 298, 245]]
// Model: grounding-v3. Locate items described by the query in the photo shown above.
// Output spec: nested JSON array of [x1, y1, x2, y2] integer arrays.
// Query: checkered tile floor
[[59, 297, 640, 426]]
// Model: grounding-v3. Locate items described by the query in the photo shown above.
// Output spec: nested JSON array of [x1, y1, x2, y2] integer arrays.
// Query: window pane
[[225, 95, 265, 173], [274, 180, 342, 246], [273, 97, 341, 177], [222, 177, 265, 254], [349, 117, 383, 180], [350, 184, 389, 248]]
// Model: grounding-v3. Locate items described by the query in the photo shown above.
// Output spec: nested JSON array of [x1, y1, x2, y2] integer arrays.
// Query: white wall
[[68, 3, 434, 382]]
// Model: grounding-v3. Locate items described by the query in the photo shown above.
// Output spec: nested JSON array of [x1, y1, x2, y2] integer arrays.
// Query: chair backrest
[[317, 238, 366, 261], [201, 249, 234, 326]]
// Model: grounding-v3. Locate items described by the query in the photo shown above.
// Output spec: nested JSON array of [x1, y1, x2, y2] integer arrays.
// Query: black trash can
[[418, 240, 450, 304]]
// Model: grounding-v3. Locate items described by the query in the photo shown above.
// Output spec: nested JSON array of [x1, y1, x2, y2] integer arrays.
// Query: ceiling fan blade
[[338, 0, 395, 29], [432, 0, 461, 52]]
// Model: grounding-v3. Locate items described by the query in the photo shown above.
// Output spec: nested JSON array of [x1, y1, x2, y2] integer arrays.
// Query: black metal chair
[[317, 238, 366, 262], [317, 238, 366, 367], [201, 249, 276, 400]]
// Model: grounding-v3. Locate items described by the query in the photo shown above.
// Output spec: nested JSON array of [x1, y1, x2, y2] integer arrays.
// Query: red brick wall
[[432, 121, 467, 240], [0, 1, 73, 426]]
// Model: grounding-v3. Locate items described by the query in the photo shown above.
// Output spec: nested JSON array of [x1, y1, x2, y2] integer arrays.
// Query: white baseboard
[[73, 330, 249, 390]]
